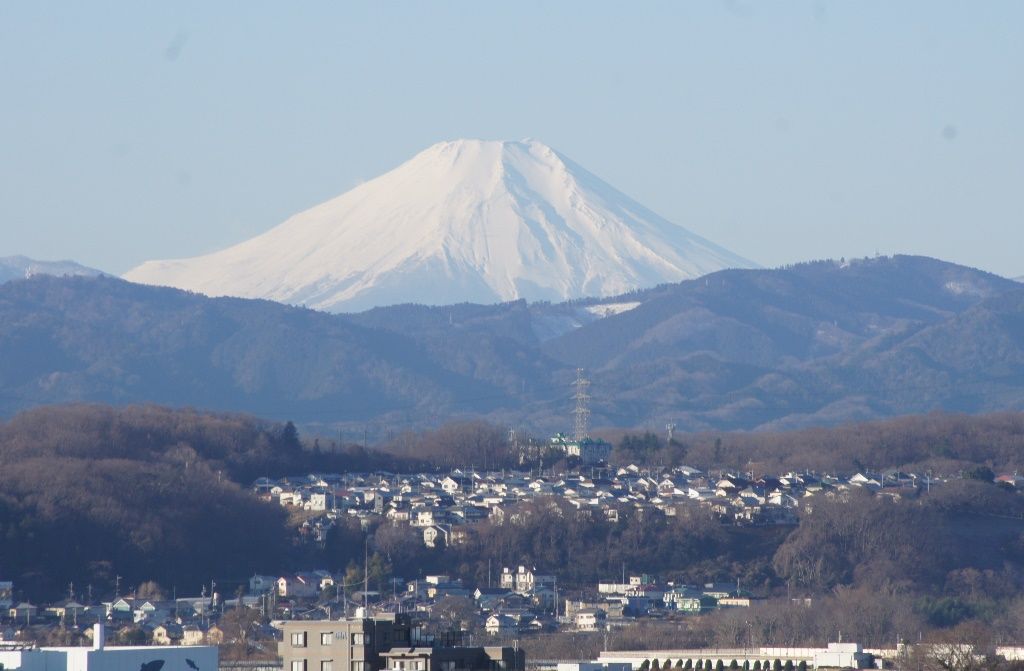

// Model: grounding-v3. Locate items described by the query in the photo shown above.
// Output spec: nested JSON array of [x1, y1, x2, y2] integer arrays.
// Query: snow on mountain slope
[[124, 139, 757, 312], [0, 255, 103, 283]]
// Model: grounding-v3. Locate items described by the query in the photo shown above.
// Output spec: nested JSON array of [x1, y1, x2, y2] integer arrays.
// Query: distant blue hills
[[0, 255, 1022, 434]]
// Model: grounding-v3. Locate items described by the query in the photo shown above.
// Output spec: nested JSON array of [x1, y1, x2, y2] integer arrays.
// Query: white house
[[500, 566, 555, 595], [574, 608, 606, 631], [306, 492, 329, 511], [277, 575, 318, 598], [423, 525, 450, 548], [485, 613, 519, 637]]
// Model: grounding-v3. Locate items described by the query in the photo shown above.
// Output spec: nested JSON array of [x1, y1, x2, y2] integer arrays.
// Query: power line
[[573, 368, 591, 442]]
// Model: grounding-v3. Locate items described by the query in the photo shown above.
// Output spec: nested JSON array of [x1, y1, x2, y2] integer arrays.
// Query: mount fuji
[[124, 139, 757, 312]]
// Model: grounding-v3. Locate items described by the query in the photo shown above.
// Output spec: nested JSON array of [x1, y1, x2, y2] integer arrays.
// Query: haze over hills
[[0, 255, 102, 283], [3, 255, 1023, 433], [124, 139, 756, 312]]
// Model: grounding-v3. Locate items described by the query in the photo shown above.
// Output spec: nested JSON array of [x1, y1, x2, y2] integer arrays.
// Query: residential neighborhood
[[5, 461, 1008, 657], [256, 462, 962, 552]]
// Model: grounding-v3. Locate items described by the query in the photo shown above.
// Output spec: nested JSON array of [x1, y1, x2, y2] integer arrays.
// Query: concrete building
[[549, 435, 611, 466], [0, 624, 218, 671], [556, 664, 631, 671], [276, 612, 413, 671], [598, 643, 875, 670], [997, 646, 1024, 661], [381, 647, 523, 671], [276, 614, 523, 671]]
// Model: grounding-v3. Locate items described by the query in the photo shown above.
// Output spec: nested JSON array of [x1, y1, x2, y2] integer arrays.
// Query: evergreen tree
[[282, 420, 302, 454]]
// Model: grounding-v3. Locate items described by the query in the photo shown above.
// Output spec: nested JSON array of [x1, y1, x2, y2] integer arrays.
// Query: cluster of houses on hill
[[254, 465, 961, 549]]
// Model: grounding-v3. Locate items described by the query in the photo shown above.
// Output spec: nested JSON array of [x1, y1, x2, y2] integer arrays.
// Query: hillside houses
[[255, 465, 950, 555]]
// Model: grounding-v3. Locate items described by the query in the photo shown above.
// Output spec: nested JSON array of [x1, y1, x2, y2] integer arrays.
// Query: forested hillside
[[601, 411, 1024, 473], [0, 404, 406, 599], [2, 256, 1022, 432]]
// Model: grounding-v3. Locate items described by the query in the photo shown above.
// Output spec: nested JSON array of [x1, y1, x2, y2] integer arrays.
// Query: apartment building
[[277, 612, 413, 671], [277, 614, 523, 671]]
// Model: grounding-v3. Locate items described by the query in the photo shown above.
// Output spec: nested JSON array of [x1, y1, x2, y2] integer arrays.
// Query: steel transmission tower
[[572, 368, 591, 441]]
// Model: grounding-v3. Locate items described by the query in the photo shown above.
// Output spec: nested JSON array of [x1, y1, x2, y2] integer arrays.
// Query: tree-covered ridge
[[1, 255, 1023, 431], [0, 405, 304, 599], [601, 411, 1024, 473]]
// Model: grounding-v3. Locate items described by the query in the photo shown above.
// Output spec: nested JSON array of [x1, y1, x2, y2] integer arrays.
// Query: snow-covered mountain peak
[[124, 139, 757, 312]]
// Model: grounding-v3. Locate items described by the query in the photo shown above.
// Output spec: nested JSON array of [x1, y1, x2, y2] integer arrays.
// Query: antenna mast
[[572, 368, 591, 442]]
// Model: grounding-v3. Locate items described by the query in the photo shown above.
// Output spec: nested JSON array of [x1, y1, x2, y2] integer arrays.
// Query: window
[[291, 632, 307, 647], [321, 633, 334, 646], [322, 662, 333, 671], [415, 662, 424, 670], [292, 661, 307, 671], [352, 632, 370, 645], [351, 663, 365, 671]]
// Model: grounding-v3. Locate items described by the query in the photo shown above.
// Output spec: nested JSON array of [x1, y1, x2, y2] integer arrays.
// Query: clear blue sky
[[1, 1, 1021, 277]]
